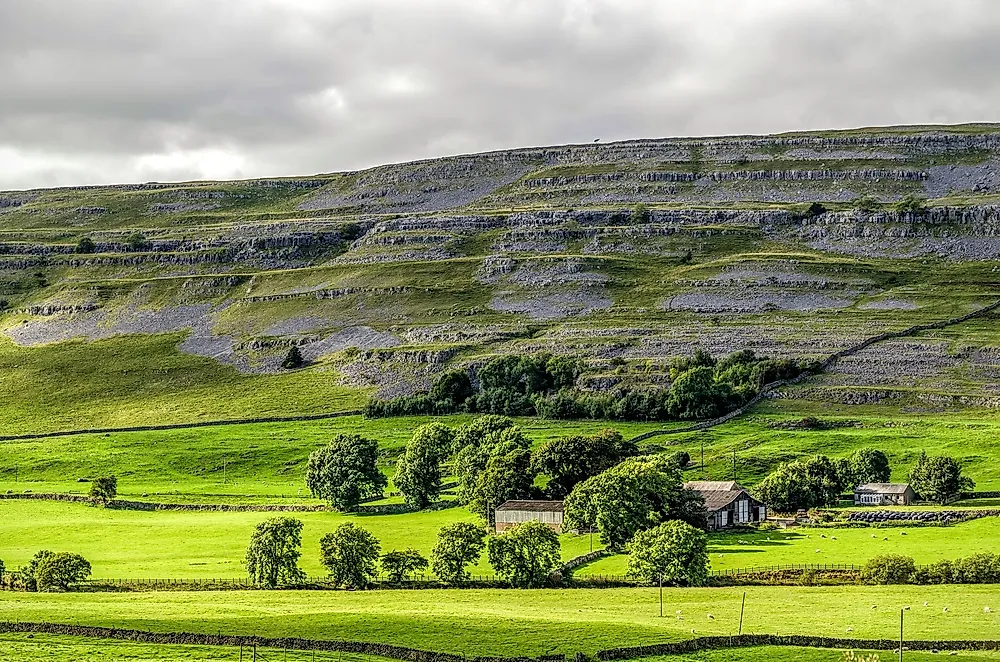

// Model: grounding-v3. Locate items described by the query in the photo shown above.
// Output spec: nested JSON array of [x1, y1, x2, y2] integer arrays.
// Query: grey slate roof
[[684, 481, 757, 512], [855, 483, 912, 494]]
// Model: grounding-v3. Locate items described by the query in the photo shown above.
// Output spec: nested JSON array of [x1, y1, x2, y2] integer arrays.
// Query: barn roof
[[684, 481, 757, 512], [495, 500, 564, 513], [855, 482, 912, 495], [685, 481, 740, 492]]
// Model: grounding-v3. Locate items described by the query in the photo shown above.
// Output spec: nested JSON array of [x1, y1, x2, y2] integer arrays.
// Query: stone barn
[[854, 483, 916, 506], [684, 481, 767, 530], [494, 500, 564, 533]]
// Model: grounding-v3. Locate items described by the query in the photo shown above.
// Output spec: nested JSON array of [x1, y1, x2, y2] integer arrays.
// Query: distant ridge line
[[0, 410, 362, 442], [629, 297, 1000, 443]]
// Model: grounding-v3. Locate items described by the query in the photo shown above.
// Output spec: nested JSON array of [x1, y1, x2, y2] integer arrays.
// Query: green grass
[[0, 334, 368, 435], [0, 499, 597, 578], [578, 517, 1000, 576], [0, 634, 396, 661], [2, 638, 999, 662], [0, 415, 666, 498], [3, 586, 1000, 656]]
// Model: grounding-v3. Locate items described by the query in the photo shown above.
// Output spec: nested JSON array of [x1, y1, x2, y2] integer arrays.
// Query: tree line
[[364, 350, 817, 422]]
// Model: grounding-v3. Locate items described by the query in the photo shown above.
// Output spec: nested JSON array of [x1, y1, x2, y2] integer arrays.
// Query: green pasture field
[[1, 637, 999, 662], [3, 499, 999, 580], [577, 517, 1000, 576], [3, 586, 1000, 656], [0, 634, 394, 662], [0, 415, 667, 499], [0, 499, 598, 578], [0, 334, 368, 436]]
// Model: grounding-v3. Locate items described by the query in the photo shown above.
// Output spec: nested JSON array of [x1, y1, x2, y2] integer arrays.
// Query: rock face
[[4, 124, 1000, 406]]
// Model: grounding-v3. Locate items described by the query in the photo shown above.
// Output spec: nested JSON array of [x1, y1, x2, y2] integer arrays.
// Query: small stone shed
[[854, 483, 916, 506], [494, 500, 564, 533]]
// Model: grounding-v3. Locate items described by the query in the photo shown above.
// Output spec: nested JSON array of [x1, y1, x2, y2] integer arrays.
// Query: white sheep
[[872, 605, 878, 610], [707, 614, 714, 620], [846, 627, 854, 633], [924, 602, 929, 607], [676, 610, 682, 614], [986, 606, 992, 613], [831, 536, 837, 540], [943, 607, 949, 613], [872, 534, 877, 538]]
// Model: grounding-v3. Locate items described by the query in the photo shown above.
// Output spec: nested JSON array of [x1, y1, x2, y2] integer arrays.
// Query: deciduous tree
[[380, 548, 429, 582], [487, 520, 561, 588], [89, 475, 117, 506], [245, 517, 305, 588], [909, 452, 974, 504], [625, 520, 709, 586], [430, 522, 487, 583], [319, 523, 381, 588], [532, 428, 637, 498], [306, 434, 387, 510]]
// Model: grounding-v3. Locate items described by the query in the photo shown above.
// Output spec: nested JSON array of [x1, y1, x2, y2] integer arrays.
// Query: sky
[[1, 0, 998, 190]]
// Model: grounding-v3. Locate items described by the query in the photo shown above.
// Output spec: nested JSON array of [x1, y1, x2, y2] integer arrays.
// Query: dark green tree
[[75, 237, 96, 254], [395, 423, 454, 509], [532, 428, 637, 498], [563, 455, 704, 550], [88, 475, 117, 506], [282, 345, 305, 369], [909, 452, 974, 504], [625, 520, 709, 586], [245, 517, 306, 588], [666, 366, 732, 420], [306, 434, 387, 510], [860, 554, 915, 585], [429, 370, 474, 409], [23, 550, 92, 592], [319, 523, 381, 588], [487, 520, 561, 588], [380, 548, 429, 582], [430, 522, 487, 583], [630, 203, 651, 224], [125, 232, 150, 251], [894, 194, 928, 214], [468, 440, 535, 524], [848, 448, 891, 486]]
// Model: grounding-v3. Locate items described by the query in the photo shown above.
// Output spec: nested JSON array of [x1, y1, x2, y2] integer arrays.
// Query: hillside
[[3, 123, 1000, 431]]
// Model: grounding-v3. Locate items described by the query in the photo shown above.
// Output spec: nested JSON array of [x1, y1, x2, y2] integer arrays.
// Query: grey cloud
[[1, 0, 998, 189]]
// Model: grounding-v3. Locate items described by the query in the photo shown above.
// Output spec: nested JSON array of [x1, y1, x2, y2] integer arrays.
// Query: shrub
[[669, 450, 691, 468], [88, 475, 117, 506], [319, 523, 381, 588], [245, 517, 305, 588], [431, 522, 487, 583], [913, 559, 954, 585], [380, 548, 429, 582], [894, 194, 928, 214], [860, 554, 915, 585], [625, 520, 709, 586], [281, 346, 304, 369], [487, 520, 561, 588], [532, 428, 636, 499], [848, 448, 891, 487], [630, 203, 651, 224], [75, 237, 96, 254], [306, 434, 387, 510], [953, 553, 1000, 584]]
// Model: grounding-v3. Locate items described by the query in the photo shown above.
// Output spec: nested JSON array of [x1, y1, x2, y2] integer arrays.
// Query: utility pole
[[700, 437, 705, 472], [659, 575, 663, 617], [223, 456, 227, 485], [732, 450, 737, 482], [899, 609, 904, 662]]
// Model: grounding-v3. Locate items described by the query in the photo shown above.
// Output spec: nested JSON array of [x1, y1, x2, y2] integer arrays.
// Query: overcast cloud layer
[[1, 0, 998, 190]]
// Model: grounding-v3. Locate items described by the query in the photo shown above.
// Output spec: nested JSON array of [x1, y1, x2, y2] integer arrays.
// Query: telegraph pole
[[739, 592, 746, 635], [659, 575, 663, 617], [732, 450, 737, 482], [899, 609, 904, 662]]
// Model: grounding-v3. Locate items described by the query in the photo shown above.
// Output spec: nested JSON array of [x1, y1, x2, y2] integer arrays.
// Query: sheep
[[816, 548, 822, 553], [903, 605, 911, 611], [872, 605, 878, 610], [831, 536, 837, 540], [883, 537, 889, 541], [943, 607, 949, 613], [986, 606, 992, 613], [901, 531, 907, 536], [676, 610, 682, 614], [872, 534, 877, 538], [707, 614, 715, 620], [846, 627, 854, 633], [821, 534, 827, 538], [924, 602, 929, 607]]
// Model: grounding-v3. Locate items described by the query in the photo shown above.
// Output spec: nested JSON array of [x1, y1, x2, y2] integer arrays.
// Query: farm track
[[629, 297, 1000, 443], [2, 621, 999, 661]]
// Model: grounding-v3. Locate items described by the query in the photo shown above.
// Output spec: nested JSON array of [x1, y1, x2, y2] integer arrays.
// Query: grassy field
[[3, 586, 1000, 656], [3, 408, 996, 499], [0, 415, 667, 498], [3, 498, 999, 580], [578, 517, 1000, 576], [3, 637, 999, 662], [0, 499, 599, 578], [0, 334, 368, 435]]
